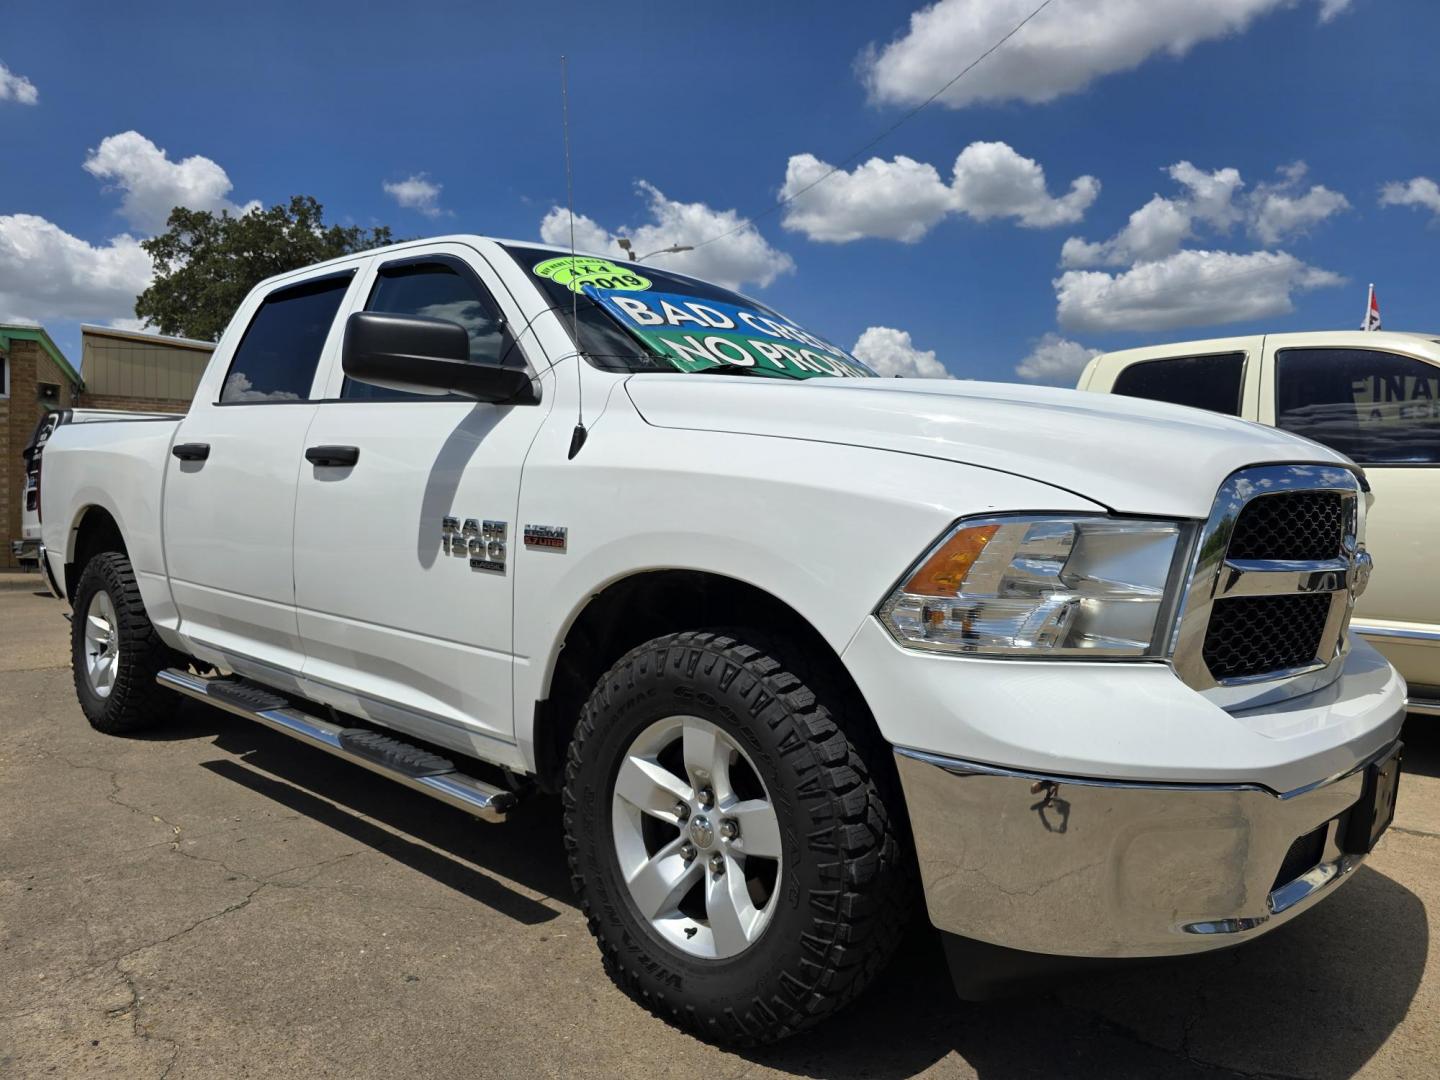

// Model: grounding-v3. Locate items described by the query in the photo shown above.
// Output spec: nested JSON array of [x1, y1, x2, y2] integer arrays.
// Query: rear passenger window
[[220, 274, 351, 403], [1276, 348, 1440, 464], [342, 260, 512, 401], [1111, 353, 1246, 416]]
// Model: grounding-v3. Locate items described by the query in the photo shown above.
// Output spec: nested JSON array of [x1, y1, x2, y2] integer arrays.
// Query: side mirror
[[341, 311, 539, 404]]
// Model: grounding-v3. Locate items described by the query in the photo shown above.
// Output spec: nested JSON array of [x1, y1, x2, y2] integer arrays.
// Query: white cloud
[[780, 141, 1096, 244], [83, 131, 259, 234], [1014, 332, 1099, 383], [539, 207, 626, 254], [1249, 162, 1349, 244], [538, 181, 793, 290], [851, 326, 952, 378], [0, 61, 38, 104], [383, 173, 448, 218], [1056, 161, 1347, 334], [780, 154, 954, 243], [108, 316, 155, 333], [862, 1, 1351, 110], [951, 141, 1099, 227], [1055, 249, 1343, 334], [0, 214, 154, 325], [1380, 177, 1440, 222], [1168, 161, 1245, 230], [1061, 195, 1192, 267], [1061, 162, 1246, 268]]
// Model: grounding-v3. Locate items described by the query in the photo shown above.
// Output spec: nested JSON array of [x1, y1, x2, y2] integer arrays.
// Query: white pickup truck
[[39, 237, 1404, 1045]]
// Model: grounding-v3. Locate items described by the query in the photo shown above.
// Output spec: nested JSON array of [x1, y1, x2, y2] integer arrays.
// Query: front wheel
[[71, 552, 180, 734], [563, 630, 910, 1046]]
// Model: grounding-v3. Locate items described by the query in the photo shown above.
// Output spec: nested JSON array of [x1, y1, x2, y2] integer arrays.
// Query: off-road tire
[[563, 630, 910, 1046], [71, 552, 181, 734]]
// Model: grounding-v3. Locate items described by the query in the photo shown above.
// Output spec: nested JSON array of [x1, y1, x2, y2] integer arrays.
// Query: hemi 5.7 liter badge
[[523, 524, 568, 551]]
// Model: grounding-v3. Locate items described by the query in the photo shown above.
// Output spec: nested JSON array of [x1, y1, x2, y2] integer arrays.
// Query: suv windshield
[[505, 245, 875, 380]]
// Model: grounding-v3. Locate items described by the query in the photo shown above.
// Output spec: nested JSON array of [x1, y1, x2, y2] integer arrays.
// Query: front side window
[[220, 274, 351, 403], [1276, 348, 1440, 464], [505, 245, 875, 379], [1111, 353, 1245, 416], [343, 259, 512, 401]]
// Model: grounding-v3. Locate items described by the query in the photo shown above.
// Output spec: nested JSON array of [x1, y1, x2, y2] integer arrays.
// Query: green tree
[[135, 196, 397, 341]]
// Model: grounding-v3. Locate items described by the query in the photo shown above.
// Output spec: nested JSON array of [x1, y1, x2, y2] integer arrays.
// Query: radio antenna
[[562, 55, 587, 459]]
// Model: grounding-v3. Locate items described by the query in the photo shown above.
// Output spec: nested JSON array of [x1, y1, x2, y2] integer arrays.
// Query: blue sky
[[2, 0, 1438, 383]]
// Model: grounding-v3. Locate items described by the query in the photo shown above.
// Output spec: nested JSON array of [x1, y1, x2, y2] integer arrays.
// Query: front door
[[164, 269, 360, 677], [291, 247, 551, 759], [1262, 341, 1440, 693]]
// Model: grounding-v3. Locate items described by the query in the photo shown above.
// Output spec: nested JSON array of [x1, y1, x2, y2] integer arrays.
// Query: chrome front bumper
[[896, 740, 1401, 959]]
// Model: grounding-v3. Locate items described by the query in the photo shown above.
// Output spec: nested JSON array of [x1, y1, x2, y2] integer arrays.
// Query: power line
[[686, 0, 1056, 253]]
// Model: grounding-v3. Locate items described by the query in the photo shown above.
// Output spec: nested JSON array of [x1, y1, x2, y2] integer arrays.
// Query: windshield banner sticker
[[585, 288, 872, 379], [533, 256, 652, 294]]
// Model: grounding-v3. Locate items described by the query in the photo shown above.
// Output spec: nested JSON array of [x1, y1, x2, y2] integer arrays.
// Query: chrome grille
[[1227, 491, 1345, 562], [1202, 593, 1333, 680], [1172, 464, 1368, 708]]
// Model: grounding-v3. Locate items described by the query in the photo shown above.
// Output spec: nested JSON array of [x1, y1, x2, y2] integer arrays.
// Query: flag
[[1361, 283, 1381, 331]]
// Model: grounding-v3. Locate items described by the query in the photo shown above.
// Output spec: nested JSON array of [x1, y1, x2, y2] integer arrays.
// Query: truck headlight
[[878, 516, 1185, 658]]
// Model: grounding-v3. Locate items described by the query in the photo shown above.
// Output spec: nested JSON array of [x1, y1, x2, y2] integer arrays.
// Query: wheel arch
[[64, 504, 128, 600], [529, 568, 883, 793]]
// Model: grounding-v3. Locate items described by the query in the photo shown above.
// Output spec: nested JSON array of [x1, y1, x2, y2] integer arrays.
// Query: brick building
[[1, 323, 212, 569]]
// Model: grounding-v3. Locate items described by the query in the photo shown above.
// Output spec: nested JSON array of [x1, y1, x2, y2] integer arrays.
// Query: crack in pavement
[[1090, 1010, 1318, 1079], [1389, 825, 1440, 842], [110, 959, 181, 1080], [89, 847, 369, 1077], [55, 754, 187, 841]]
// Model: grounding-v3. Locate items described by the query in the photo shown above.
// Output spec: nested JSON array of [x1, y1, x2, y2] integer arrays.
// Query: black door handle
[[305, 445, 360, 468], [172, 442, 210, 461]]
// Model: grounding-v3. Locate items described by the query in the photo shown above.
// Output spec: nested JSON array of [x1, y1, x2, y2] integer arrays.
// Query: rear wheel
[[563, 630, 909, 1045], [71, 552, 180, 734]]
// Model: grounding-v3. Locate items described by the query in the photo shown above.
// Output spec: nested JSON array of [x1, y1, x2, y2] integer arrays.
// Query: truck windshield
[[504, 245, 875, 380]]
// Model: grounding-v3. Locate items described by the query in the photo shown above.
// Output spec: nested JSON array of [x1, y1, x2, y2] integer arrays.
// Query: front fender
[[511, 407, 1102, 766]]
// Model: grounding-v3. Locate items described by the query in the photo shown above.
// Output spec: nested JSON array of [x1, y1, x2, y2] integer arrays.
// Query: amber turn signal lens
[[902, 524, 999, 597]]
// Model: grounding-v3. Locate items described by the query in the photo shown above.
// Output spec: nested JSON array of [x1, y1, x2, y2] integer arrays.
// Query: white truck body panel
[[623, 373, 1353, 519]]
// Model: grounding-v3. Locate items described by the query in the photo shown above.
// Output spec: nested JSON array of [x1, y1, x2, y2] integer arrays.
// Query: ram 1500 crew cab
[[40, 237, 1404, 1045]]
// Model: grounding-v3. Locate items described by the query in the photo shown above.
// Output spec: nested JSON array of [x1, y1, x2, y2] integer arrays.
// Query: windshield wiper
[[695, 365, 800, 379]]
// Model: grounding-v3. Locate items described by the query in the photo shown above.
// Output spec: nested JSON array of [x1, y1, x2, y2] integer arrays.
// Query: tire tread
[[71, 552, 180, 734], [562, 629, 909, 1046]]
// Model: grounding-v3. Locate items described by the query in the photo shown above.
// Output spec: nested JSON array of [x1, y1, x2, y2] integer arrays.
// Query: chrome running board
[[1408, 699, 1440, 718], [157, 668, 516, 821]]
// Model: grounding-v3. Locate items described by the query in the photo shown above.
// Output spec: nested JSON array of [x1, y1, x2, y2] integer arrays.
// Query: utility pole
[[617, 238, 694, 262]]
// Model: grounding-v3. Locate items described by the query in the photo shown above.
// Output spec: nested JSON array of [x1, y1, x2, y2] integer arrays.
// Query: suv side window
[[342, 257, 513, 401], [1276, 348, 1440, 464], [220, 273, 351, 403], [1111, 352, 1246, 416]]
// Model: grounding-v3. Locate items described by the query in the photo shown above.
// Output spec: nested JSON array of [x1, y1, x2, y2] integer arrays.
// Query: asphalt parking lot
[[2, 577, 1438, 1079]]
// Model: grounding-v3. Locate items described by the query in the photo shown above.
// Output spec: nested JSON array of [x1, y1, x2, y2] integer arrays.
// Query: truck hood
[[623, 375, 1353, 518]]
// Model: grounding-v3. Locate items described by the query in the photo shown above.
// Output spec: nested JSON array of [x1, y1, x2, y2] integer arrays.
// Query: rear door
[[163, 267, 365, 677], [290, 244, 551, 758], [1262, 339, 1440, 693]]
